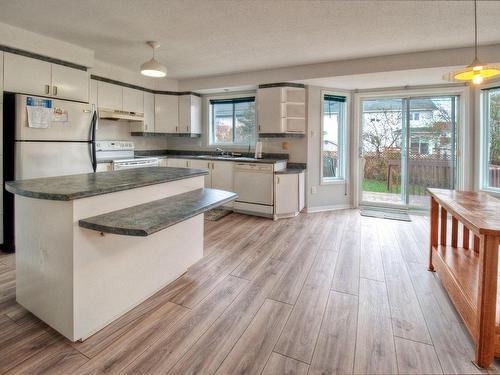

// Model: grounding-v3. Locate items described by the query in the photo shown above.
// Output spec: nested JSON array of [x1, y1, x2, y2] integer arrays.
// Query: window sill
[[321, 179, 346, 185], [208, 144, 255, 149], [480, 188, 500, 198]]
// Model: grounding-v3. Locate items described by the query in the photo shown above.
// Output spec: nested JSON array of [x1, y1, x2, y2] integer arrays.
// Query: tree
[[235, 102, 256, 144], [489, 92, 500, 165], [362, 108, 402, 155]]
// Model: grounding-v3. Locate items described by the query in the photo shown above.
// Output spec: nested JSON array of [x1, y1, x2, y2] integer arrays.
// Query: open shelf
[[433, 244, 500, 340], [428, 189, 500, 367], [433, 245, 479, 306]]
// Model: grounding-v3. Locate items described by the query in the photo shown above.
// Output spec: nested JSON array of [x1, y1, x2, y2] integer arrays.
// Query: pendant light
[[140, 41, 167, 78], [443, 0, 500, 85]]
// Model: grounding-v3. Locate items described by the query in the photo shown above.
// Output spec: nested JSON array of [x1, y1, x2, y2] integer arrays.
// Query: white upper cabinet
[[51, 64, 89, 102], [256, 87, 283, 133], [122, 87, 144, 114], [155, 94, 179, 133], [178, 94, 202, 134], [4, 53, 52, 97], [0, 51, 4, 94], [97, 81, 122, 110], [256, 86, 306, 134], [143, 92, 155, 132], [4, 53, 89, 102], [130, 91, 154, 133], [89, 79, 98, 107]]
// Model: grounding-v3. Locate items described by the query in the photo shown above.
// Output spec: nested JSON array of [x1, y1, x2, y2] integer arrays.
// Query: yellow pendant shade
[[444, 0, 500, 85], [453, 66, 500, 81]]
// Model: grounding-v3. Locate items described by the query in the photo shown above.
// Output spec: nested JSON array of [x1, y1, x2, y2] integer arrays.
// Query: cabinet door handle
[[187, 125, 190, 132], [53, 86, 58, 96], [277, 177, 280, 184], [176, 126, 178, 132], [45, 85, 50, 95], [258, 125, 261, 132]]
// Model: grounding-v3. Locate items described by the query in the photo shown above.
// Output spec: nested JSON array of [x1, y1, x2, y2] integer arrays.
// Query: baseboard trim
[[306, 204, 352, 213]]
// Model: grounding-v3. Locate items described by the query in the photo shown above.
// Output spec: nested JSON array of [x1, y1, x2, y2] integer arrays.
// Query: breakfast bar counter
[[5, 167, 236, 342]]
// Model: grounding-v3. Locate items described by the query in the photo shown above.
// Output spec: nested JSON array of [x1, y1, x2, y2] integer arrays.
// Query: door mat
[[360, 208, 411, 222], [205, 208, 233, 221]]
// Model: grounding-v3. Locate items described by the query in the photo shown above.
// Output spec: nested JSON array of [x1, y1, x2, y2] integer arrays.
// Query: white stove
[[96, 141, 160, 170]]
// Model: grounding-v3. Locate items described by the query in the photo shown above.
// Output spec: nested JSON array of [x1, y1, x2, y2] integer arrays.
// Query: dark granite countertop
[[153, 154, 287, 164], [5, 167, 208, 201], [79, 188, 237, 236], [274, 163, 307, 175], [135, 150, 288, 164], [275, 168, 306, 175]]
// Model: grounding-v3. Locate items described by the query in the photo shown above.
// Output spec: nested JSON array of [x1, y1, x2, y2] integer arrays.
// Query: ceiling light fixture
[[443, 0, 500, 85], [140, 41, 167, 78]]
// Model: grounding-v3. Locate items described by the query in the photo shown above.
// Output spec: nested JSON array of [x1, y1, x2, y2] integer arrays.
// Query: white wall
[[96, 120, 167, 151], [166, 92, 307, 162], [0, 22, 94, 67], [89, 60, 178, 92], [306, 86, 352, 211], [178, 44, 500, 92]]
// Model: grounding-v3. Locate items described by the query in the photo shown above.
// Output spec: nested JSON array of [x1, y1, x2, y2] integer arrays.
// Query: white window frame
[[480, 84, 500, 194], [207, 92, 256, 147], [320, 90, 348, 184], [352, 85, 470, 208]]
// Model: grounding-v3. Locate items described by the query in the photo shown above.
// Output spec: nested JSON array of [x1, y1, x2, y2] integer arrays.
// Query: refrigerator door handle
[[89, 106, 97, 172]]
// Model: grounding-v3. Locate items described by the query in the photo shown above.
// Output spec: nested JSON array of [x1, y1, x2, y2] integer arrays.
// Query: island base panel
[[15, 195, 203, 341]]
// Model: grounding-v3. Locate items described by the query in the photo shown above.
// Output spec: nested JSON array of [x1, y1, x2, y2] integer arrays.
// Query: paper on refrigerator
[[26, 97, 53, 128]]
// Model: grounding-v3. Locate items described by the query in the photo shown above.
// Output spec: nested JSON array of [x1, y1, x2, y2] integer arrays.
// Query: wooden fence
[[387, 158, 453, 195], [490, 164, 500, 188]]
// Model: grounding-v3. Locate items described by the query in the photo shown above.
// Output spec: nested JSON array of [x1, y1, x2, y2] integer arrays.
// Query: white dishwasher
[[233, 162, 281, 217]]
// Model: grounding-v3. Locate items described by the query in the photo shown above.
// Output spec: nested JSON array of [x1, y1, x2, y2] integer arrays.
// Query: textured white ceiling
[[0, 0, 499, 79]]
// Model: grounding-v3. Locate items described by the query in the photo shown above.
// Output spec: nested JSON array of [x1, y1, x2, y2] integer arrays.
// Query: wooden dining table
[[427, 188, 500, 368]]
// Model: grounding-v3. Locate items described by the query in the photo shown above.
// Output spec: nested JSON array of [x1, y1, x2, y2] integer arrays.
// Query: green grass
[[362, 179, 401, 193]]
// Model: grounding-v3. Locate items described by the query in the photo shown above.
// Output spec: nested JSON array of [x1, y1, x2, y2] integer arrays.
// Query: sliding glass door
[[360, 95, 457, 209]]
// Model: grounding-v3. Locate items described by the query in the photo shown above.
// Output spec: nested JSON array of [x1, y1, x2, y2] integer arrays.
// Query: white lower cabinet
[[211, 161, 234, 207], [274, 171, 305, 219], [189, 160, 212, 187], [165, 158, 234, 208], [166, 158, 189, 168], [211, 161, 233, 191]]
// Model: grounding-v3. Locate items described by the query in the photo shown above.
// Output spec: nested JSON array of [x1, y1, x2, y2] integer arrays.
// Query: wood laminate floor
[[1, 209, 499, 374]]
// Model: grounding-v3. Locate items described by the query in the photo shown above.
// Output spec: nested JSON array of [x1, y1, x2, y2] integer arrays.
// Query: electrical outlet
[[311, 186, 317, 194]]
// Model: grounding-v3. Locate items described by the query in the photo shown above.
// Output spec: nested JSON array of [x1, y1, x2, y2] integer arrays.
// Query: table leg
[[475, 235, 499, 368], [429, 196, 438, 272]]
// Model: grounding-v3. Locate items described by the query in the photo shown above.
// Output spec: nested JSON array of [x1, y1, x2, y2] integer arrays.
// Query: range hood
[[98, 108, 144, 122]]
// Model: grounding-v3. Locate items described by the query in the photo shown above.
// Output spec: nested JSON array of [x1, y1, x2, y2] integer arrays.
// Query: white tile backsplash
[[96, 119, 167, 150]]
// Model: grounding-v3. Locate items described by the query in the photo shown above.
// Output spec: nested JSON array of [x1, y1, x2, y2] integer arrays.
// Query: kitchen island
[[5, 167, 236, 341]]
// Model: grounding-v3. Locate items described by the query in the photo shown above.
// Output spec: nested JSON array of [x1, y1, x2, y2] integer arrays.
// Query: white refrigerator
[[2, 93, 97, 251]]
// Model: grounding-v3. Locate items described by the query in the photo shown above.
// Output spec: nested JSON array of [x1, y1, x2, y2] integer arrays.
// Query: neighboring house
[[362, 98, 453, 157]]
